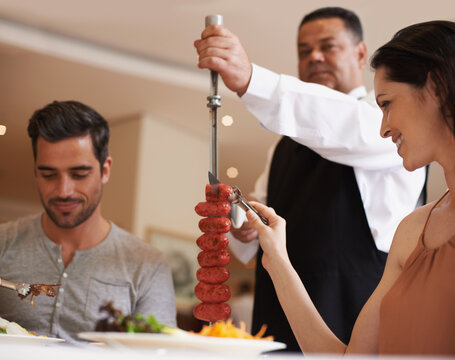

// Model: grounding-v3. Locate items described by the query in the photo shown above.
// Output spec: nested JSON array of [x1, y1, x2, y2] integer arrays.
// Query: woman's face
[[374, 66, 451, 171]]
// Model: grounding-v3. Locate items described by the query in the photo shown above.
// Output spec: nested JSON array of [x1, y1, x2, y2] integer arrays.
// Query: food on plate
[[18, 283, 61, 306], [194, 319, 274, 341], [94, 301, 183, 335], [194, 184, 233, 322], [92, 303, 273, 343], [196, 233, 229, 251], [0, 316, 34, 336]]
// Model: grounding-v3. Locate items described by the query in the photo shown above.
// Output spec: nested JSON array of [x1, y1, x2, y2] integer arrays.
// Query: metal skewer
[[205, 14, 223, 179], [205, 16, 223, 326]]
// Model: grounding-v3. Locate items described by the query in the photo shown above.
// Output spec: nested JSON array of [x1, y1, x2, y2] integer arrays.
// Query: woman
[[246, 20, 455, 355]]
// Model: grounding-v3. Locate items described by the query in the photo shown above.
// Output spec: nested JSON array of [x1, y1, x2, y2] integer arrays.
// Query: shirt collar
[[348, 86, 367, 99]]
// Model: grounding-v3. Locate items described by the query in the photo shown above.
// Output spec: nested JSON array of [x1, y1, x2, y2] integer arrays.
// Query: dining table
[[0, 335, 449, 360]]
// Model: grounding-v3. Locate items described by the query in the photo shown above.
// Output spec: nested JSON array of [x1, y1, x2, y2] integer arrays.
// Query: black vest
[[252, 136, 387, 351]]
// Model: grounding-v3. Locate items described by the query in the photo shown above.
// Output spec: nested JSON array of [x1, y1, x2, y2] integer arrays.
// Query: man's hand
[[194, 25, 252, 96], [230, 221, 258, 243]]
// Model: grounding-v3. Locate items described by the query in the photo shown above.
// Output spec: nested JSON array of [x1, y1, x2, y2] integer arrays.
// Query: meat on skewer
[[196, 234, 229, 251], [194, 183, 234, 322]]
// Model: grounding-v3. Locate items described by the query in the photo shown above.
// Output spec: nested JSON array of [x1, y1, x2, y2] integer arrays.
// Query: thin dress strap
[[421, 189, 450, 242]]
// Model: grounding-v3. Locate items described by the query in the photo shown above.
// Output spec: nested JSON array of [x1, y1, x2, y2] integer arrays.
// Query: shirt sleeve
[[227, 232, 259, 265], [356, 165, 426, 252], [242, 64, 403, 170], [227, 142, 277, 264]]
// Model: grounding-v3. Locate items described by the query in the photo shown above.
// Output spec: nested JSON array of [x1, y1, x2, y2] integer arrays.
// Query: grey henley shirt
[[0, 213, 176, 343]]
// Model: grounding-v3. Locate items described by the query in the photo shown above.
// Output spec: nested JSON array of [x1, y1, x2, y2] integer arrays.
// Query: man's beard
[[40, 189, 102, 229]]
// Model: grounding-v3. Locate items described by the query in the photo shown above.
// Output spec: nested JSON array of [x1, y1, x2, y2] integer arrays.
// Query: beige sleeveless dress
[[379, 190, 455, 355]]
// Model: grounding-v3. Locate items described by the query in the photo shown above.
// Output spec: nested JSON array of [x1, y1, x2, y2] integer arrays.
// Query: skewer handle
[[205, 15, 223, 179], [205, 15, 223, 27]]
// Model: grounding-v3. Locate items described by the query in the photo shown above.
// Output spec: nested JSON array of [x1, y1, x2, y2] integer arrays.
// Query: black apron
[[252, 136, 388, 352]]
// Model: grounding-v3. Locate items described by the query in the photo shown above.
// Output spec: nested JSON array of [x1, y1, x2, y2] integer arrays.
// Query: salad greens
[[95, 301, 179, 334]]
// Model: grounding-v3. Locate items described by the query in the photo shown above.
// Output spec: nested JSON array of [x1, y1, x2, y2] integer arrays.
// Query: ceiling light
[[221, 115, 234, 127], [226, 167, 238, 178], [0, 125, 6, 136]]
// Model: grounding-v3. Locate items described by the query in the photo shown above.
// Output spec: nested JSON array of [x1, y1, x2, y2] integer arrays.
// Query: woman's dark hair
[[27, 100, 110, 172], [371, 20, 455, 134], [299, 7, 363, 43]]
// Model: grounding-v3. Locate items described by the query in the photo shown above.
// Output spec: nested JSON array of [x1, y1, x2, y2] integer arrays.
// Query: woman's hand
[[245, 202, 289, 270]]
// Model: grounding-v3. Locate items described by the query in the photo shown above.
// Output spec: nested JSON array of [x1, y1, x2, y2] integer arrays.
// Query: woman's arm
[[246, 202, 346, 353], [246, 202, 424, 354]]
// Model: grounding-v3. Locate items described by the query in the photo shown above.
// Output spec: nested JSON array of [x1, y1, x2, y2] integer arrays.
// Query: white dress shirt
[[228, 64, 426, 263]]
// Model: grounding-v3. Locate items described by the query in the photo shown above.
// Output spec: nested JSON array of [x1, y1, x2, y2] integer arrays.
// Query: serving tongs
[[209, 171, 269, 226], [228, 186, 269, 226], [0, 277, 30, 296]]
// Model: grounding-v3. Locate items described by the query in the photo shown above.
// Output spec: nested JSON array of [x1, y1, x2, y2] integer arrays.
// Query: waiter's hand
[[230, 221, 258, 243], [194, 25, 252, 96]]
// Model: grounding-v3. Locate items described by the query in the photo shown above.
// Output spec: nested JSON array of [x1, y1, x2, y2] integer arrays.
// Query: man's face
[[297, 17, 367, 93], [35, 134, 111, 229]]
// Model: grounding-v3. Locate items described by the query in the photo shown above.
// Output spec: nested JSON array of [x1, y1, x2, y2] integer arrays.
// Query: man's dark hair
[[27, 100, 110, 171], [371, 20, 455, 135], [299, 7, 363, 43]]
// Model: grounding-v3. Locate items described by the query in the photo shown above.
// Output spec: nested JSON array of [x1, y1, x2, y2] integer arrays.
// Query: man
[[0, 100, 176, 343], [195, 7, 426, 351]]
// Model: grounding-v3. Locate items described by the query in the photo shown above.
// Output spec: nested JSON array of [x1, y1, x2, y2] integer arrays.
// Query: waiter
[[195, 7, 427, 351]]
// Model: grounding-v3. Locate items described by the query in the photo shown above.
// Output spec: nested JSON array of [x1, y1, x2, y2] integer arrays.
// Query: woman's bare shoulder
[[390, 202, 435, 267], [399, 201, 434, 229]]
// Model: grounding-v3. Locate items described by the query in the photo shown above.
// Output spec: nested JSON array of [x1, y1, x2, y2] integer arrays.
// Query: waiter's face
[[297, 17, 367, 94]]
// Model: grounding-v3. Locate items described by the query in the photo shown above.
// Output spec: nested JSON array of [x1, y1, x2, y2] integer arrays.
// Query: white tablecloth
[[1, 342, 452, 360]]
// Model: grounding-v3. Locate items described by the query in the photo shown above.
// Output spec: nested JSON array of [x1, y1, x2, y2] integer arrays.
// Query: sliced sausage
[[197, 250, 230, 267], [199, 217, 231, 234], [195, 282, 231, 303], [205, 184, 234, 202], [195, 201, 232, 217], [193, 302, 231, 322], [196, 234, 229, 251], [196, 267, 230, 284]]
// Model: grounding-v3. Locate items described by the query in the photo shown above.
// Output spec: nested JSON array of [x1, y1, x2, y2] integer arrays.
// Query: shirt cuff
[[230, 204, 246, 229], [243, 63, 280, 102], [227, 232, 259, 264]]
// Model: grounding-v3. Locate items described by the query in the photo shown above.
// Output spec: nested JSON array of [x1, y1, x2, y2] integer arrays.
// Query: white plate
[[78, 332, 286, 356], [0, 333, 65, 345]]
